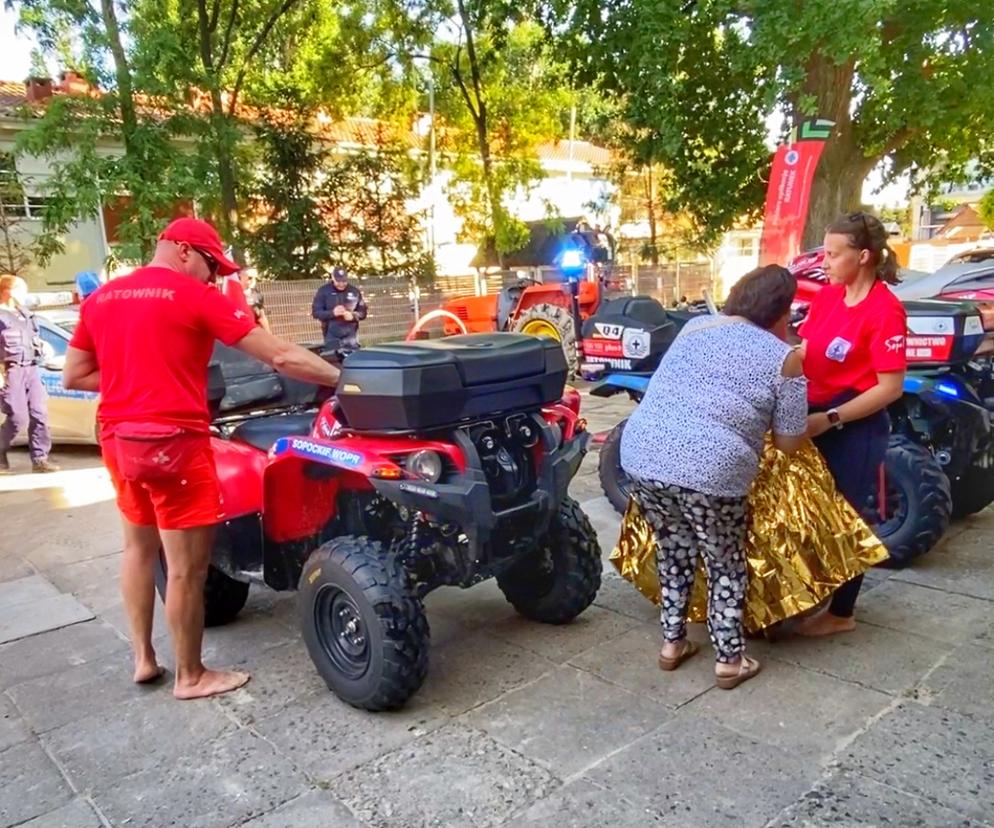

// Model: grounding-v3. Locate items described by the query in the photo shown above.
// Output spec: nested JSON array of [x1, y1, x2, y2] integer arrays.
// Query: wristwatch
[[826, 408, 844, 430]]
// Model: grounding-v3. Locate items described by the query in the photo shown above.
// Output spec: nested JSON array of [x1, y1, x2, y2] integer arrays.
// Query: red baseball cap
[[158, 218, 240, 276]]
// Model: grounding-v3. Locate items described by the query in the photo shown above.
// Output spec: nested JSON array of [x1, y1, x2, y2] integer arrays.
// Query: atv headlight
[[408, 450, 443, 483]]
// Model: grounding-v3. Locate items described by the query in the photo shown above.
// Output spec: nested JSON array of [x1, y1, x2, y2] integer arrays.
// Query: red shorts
[[102, 436, 223, 530]]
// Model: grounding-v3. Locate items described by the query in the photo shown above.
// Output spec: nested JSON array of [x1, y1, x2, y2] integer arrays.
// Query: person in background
[[75, 271, 103, 303], [794, 211, 906, 636], [0, 274, 59, 474], [620, 265, 808, 689], [312, 266, 367, 351], [240, 268, 270, 332], [63, 218, 340, 700]]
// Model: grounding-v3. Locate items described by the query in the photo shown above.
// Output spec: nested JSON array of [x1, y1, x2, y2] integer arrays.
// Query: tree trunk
[[209, 86, 241, 248], [793, 53, 877, 250], [645, 166, 659, 266], [100, 0, 139, 153]]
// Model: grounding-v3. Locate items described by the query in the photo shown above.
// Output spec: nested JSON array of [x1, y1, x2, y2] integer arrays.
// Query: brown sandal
[[715, 655, 761, 690], [658, 640, 700, 671]]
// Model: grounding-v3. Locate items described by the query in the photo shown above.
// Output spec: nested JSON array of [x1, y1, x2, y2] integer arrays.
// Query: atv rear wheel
[[869, 436, 952, 568], [599, 419, 633, 515], [512, 303, 578, 377], [950, 464, 994, 519], [299, 535, 429, 711], [154, 551, 250, 627], [497, 497, 601, 623]]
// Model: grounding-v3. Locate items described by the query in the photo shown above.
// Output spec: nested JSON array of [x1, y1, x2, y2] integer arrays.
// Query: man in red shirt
[[64, 218, 340, 700]]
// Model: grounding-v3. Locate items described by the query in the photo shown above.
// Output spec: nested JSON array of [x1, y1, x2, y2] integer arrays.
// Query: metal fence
[[261, 262, 715, 345]]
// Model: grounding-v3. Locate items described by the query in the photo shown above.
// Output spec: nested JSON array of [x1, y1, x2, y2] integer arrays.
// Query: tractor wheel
[[598, 419, 634, 515], [513, 303, 579, 377], [154, 551, 250, 628], [868, 436, 952, 568], [497, 497, 602, 624], [299, 535, 429, 711]]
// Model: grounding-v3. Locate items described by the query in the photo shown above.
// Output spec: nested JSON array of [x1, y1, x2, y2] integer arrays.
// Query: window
[[37, 324, 68, 358], [0, 153, 50, 220], [736, 237, 756, 257]]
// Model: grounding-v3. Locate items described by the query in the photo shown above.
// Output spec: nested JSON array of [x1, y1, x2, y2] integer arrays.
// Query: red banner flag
[[758, 119, 834, 266]]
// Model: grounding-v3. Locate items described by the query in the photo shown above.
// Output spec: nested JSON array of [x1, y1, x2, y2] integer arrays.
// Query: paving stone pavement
[[1, 393, 993, 827]]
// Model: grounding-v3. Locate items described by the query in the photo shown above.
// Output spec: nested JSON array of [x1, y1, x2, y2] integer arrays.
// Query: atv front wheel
[[599, 419, 633, 515], [869, 436, 952, 568], [154, 552, 250, 627], [497, 497, 601, 623], [299, 535, 429, 711], [950, 464, 994, 519], [512, 303, 578, 377]]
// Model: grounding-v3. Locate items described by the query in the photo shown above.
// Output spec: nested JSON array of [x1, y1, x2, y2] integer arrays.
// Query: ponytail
[[826, 211, 901, 285]]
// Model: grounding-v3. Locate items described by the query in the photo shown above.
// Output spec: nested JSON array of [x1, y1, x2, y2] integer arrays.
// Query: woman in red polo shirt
[[796, 211, 907, 636]]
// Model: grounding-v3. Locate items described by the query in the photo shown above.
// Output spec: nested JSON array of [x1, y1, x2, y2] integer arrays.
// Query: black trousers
[[812, 395, 890, 618]]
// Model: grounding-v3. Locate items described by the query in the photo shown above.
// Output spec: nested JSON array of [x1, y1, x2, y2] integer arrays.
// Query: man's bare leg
[[160, 525, 249, 700], [119, 517, 165, 683]]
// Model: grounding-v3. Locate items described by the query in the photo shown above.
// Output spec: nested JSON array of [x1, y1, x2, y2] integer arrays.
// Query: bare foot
[[794, 612, 856, 637], [134, 662, 165, 684], [173, 669, 250, 700]]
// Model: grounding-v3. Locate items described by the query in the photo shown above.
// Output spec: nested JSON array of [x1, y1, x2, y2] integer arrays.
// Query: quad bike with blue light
[[155, 334, 601, 711]]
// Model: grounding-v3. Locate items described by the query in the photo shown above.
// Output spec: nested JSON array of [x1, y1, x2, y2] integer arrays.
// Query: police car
[[30, 309, 100, 444]]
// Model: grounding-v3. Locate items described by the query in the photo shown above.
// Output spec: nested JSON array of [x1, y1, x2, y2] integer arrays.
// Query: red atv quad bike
[[156, 334, 601, 711]]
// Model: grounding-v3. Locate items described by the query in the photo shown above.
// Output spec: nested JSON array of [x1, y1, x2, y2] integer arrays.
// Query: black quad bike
[[157, 333, 601, 711], [587, 294, 993, 568]]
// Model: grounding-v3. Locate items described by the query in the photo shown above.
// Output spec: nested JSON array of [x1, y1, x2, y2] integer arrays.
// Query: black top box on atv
[[336, 333, 568, 432], [580, 295, 679, 373], [903, 299, 986, 367]]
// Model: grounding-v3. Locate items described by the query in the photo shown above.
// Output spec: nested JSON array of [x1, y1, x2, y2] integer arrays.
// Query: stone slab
[[214, 640, 328, 726], [913, 644, 994, 724], [252, 687, 444, 781], [769, 771, 980, 827], [8, 649, 156, 733], [482, 605, 640, 664], [504, 778, 668, 827], [684, 661, 893, 759], [0, 592, 94, 644], [0, 693, 32, 752], [891, 543, 994, 601], [416, 632, 556, 717], [425, 579, 521, 630], [43, 692, 235, 792], [857, 579, 994, 646], [569, 622, 715, 709], [14, 799, 104, 828], [0, 555, 36, 584], [590, 713, 816, 828], [239, 790, 363, 828], [0, 619, 126, 690], [91, 728, 309, 828], [44, 553, 123, 614], [838, 701, 994, 823], [590, 574, 660, 624], [328, 724, 559, 828], [0, 740, 73, 828], [0, 575, 60, 610], [467, 665, 670, 777], [754, 621, 950, 695]]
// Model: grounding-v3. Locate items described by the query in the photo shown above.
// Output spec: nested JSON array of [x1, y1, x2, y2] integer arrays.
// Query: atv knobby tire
[[873, 436, 952, 568], [299, 535, 429, 711], [950, 464, 994, 519], [154, 552, 250, 627], [512, 303, 579, 377], [497, 497, 601, 623], [599, 419, 633, 515]]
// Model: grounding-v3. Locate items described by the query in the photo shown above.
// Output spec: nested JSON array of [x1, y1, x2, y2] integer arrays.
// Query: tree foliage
[[566, 0, 994, 250]]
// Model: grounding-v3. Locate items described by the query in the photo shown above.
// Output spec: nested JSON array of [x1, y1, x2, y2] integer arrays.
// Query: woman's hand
[[806, 412, 832, 438]]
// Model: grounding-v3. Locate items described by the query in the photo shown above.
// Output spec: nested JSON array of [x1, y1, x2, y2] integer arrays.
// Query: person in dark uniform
[[0, 274, 59, 473], [311, 266, 367, 352]]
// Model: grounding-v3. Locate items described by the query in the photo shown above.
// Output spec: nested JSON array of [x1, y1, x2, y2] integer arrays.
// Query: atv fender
[[212, 437, 268, 519]]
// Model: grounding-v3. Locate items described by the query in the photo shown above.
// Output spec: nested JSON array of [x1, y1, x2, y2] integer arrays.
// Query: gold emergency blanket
[[610, 441, 889, 632]]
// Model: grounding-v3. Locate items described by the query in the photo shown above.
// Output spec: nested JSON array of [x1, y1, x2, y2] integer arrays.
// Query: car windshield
[[56, 320, 77, 335]]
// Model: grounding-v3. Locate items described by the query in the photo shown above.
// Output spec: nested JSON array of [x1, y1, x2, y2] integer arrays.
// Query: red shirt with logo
[[70, 267, 256, 435], [799, 280, 907, 406]]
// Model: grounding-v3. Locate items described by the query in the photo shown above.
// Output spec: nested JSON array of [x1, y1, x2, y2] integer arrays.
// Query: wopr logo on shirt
[[825, 336, 853, 362], [884, 335, 905, 353]]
